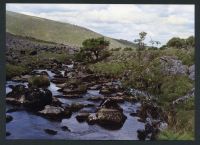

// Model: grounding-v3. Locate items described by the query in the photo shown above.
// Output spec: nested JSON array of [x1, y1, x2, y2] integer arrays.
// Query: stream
[[6, 67, 147, 140]]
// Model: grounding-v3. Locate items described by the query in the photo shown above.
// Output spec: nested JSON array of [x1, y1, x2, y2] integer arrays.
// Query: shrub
[[124, 47, 133, 51], [28, 75, 50, 88]]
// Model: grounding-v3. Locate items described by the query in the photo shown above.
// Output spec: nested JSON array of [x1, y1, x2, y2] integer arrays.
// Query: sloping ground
[[6, 11, 136, 49]]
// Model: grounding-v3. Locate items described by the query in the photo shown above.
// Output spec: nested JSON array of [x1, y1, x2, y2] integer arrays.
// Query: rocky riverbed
[[6, 62, 167, 140]]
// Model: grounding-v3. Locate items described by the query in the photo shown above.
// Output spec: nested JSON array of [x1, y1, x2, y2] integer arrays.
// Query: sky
[[6, 4, 194, 45]]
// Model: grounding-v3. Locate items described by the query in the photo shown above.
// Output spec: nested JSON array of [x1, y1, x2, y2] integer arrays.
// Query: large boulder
[[159, 56, 188, 75], [24, 88, 53, 110], [87, 99, 127, 129], [96, 108, 127, 129]]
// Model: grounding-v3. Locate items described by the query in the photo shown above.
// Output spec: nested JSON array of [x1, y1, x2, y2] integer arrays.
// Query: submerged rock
[[6, 132, 11, 136], [44, 129, 57, 135], [6, 115, 13, 123], [61, 126, 71, 132]]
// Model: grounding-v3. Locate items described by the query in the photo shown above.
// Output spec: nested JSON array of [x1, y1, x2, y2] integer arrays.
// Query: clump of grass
[[89, 62, 126, 77], [28, 75, 50, 88], [158, 130, 194, 140], [6, 64, 28, 79], [159, 75, 193, 104], [123, 47, 133, 51]]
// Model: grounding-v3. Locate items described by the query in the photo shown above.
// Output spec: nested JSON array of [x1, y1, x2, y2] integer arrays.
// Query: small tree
[[134, 32, 147, 65], [76, 37, 110, 63], [167, 37, 186, 49]]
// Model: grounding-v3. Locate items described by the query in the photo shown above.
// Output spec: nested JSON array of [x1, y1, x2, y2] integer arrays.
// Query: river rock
[[76, 112, 90, 122], [96, 108, 127, 129], [61, 126, 71, 132], [38, 105, 71, 120], [51, 97, 63, 106], [68, 103, 85, 112], [44, 129, 57, 135], [89, 84, 102, 90], [6, 85, 27, 105], [51, 78, 67, 84], [137, 129, 147, 140], [100, 99, 123, 112], [87, 96, 105, 102], [6, 115, 13, 123], [137, 102, 161, 122], [6, 132, 11, 136], [87, 99, 127, 129], [24, 88, 52, 110]]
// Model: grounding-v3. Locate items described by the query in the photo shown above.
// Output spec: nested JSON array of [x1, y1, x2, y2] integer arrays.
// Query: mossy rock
[[28, 75, 50, 88]]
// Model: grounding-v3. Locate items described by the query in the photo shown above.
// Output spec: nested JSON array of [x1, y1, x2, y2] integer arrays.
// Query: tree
[[166, 37, 186, 49], [186, 36, 195, 48], [76, 37, 110, 62], [134, 32, 147, 64]]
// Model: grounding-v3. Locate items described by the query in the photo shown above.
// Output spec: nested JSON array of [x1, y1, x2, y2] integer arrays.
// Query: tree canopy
[[75, 37, 110, 62]]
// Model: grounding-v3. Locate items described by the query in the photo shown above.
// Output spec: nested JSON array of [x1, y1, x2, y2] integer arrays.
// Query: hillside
[[6, 11, 136, 49]]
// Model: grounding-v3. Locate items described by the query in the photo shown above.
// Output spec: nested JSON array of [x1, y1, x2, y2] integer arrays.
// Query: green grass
[[89, 62, 126, 77], [6, 64, 28, 79], [6, 11, 136, 49], [158, 130, 194, 140], [158, 97, 194, 140], [158, 75, 193, 105]]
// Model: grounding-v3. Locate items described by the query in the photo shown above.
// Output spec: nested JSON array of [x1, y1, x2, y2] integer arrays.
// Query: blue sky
[[6, 4, 194, 45]]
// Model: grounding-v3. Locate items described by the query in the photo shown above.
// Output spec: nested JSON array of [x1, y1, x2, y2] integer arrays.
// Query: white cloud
[[6, 4, 194, 45]]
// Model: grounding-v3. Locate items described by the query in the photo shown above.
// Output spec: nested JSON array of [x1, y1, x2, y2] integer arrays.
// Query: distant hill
[[114, 39, 138, 48], [6, 11, 136, 49]]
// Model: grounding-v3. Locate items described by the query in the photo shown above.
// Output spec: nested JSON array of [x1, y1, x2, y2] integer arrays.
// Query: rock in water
[[6, 115, 13, 123], [38, 105, 71, 121], [24, 88, 52, 110], [76, 112, 90, 122], [137, 129, 147, 140], [61, 126, 71, 132], [44, 129, 57, 135], [96, 108, 127, 129], [6, 132, 11, 136], [87, 99, 127, 129]]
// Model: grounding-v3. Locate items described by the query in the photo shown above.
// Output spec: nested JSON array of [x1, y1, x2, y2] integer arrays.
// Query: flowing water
[[6, 69, 146, 140]]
